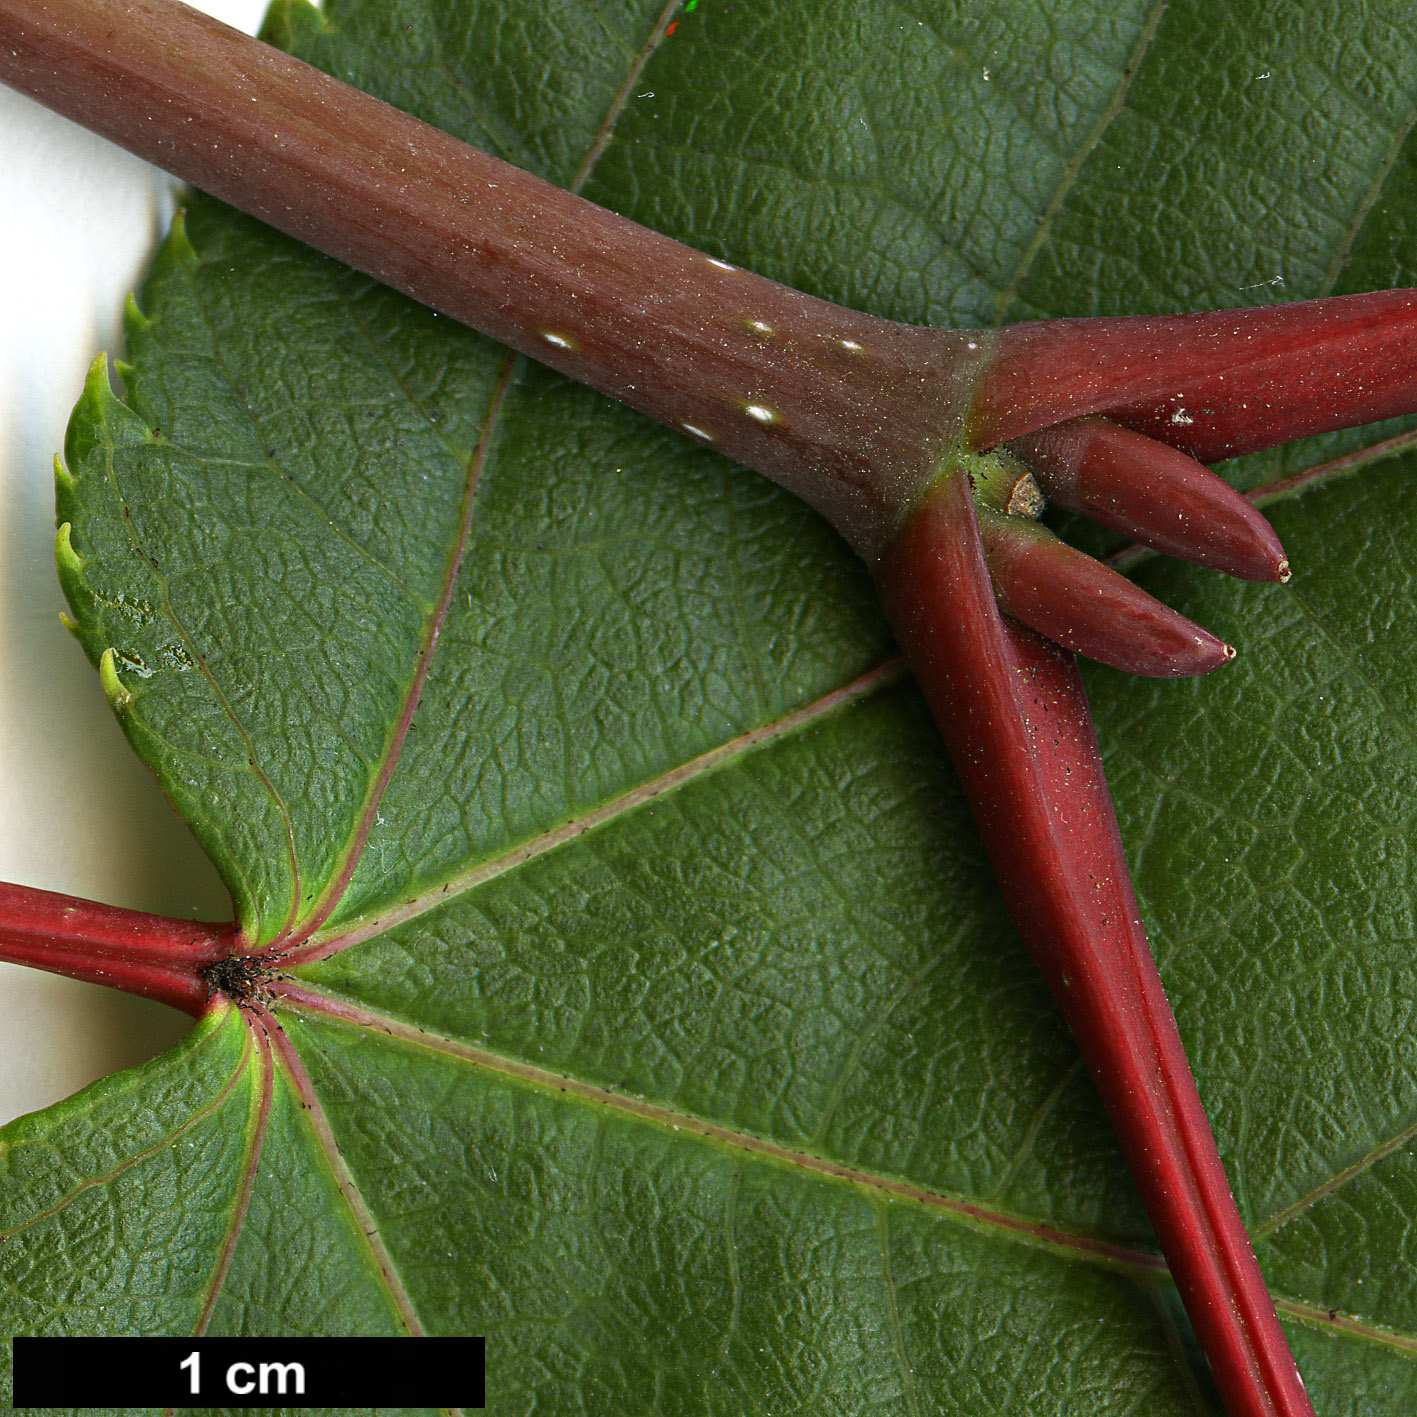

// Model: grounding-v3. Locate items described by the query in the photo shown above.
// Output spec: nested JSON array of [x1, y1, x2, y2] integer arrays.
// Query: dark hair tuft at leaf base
[[202, 953, 273, 1006]]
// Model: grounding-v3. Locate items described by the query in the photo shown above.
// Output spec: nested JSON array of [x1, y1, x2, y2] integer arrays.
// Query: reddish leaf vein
[[284, 656, 907, 966]]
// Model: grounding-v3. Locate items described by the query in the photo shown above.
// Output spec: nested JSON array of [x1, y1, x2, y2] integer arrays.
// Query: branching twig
[[3, 2, 1417, 1412]]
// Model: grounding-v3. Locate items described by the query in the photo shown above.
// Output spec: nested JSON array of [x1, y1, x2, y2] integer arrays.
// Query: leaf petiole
[[0, 881, 233, 1015]]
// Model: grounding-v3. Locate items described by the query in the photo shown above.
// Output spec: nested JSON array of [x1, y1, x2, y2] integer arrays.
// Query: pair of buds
[[963, 288, 1417, 680], [977, 414, 1285, 678]]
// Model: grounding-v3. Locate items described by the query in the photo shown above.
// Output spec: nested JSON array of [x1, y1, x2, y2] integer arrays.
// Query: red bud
[[1011, 417, 1289, 582], [978, 508, 1235, 677]]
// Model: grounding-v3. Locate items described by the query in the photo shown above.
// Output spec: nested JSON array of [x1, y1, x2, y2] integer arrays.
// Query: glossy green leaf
[[5, 0, 1417, 1411]]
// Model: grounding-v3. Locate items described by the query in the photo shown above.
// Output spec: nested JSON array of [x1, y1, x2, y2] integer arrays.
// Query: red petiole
[[2, 2, 1416, 1412], [875, 474, 1313, 1417], [0, 881, 233, 1015]]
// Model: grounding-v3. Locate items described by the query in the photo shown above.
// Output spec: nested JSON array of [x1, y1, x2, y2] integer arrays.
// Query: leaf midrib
[[277, 976, 1171, 1279]]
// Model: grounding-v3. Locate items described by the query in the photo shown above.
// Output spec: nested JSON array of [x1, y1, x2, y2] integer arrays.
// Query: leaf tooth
[[54, 521, 83, 578], [64, 353, 160, 471], [53, 523, 98, 647], [82, 351, 119, 407], [53, 452, 76, 494], [164, 206, 199, 266], [122, 290, 151, 336], [99, 647, 136, 715], [69, 353, 129, 439]]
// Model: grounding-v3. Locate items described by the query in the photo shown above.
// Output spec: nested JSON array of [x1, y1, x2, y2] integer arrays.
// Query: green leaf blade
[[282, 1009, 1206, 1415], [0, 1009, 252, 1372], [14, 0, 1417, 1410]]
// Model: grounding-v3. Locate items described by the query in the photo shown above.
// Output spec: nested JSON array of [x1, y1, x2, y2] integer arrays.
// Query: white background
[[0, 0, 270, 1123]]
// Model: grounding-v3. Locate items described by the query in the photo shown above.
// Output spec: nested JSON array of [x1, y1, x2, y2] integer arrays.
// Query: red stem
[[975, 291, 1417, 462], [0, 0, 988, 558], [0, 881, 232, 1015], [8, 0, 1410, 564], [0, 2, 1398, 1406], [875, 474, 1314, 1417]]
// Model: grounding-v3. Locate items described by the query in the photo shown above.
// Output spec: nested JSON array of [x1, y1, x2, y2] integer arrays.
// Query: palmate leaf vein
[[261, 1012, 427, 1336], [291, 659, 906, 964], [194, 1019, 273, 1333], [288, 354, 518, 944], [1322, 91, 1417, 293], [190, 0, 718, 1330], [286, 0, 688, 944], [991, 0, 1170, 323], [157, 249, 477, 938], [280, 982, 1169, 1273], [274, 982, 1417, 1359]]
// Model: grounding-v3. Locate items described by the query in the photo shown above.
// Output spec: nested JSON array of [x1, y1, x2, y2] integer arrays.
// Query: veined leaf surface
[[5, 0, 1417, 1410]]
